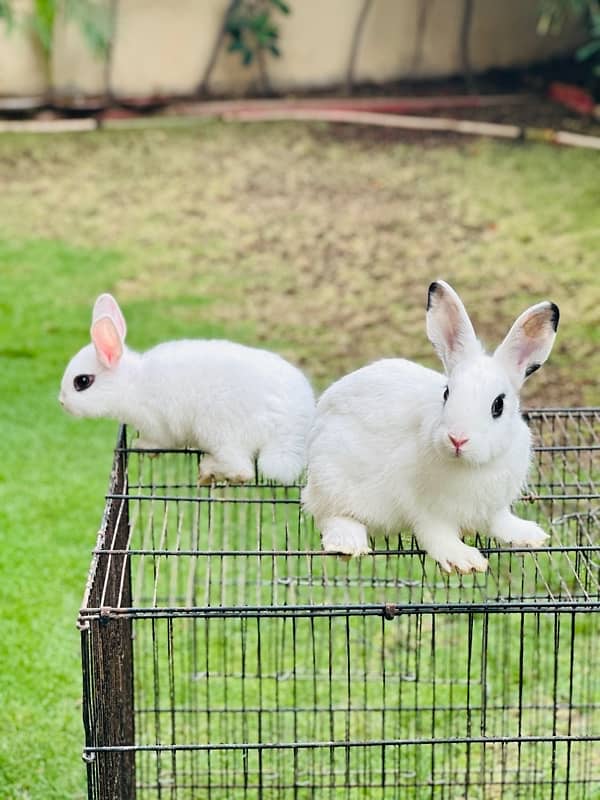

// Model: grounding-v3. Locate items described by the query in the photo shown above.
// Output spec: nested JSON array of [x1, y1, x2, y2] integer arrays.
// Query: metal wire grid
[[79, 408, 600, 800]]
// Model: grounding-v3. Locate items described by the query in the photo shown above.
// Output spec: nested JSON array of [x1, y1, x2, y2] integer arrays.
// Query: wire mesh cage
[[78, 408, 600, 800]]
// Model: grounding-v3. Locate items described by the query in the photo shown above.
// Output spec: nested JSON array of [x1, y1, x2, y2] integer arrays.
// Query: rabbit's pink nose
[[449, 434, 469, 451]]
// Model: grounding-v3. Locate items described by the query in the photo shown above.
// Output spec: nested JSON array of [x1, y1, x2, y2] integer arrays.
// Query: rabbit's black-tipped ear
[[92, 293, 127, 341], [426, 280, 481, 373], [494, 301, 559, 390]]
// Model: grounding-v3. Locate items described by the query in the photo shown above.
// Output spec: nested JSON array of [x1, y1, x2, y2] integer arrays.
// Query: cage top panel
[[79, 409, 600, 622]]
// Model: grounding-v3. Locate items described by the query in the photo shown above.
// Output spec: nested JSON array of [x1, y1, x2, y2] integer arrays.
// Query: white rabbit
[[59, 293, 315, 484], [303, 280, 559, 573]]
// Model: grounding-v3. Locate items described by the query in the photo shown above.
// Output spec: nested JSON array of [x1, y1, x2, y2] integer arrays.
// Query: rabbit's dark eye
[[491, 393, 505, 419], [74, 374, 95, 392], [443, 386, 449, 403]]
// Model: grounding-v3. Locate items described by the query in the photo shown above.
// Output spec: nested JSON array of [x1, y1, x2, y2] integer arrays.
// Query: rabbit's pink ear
[[494, 301, 559, 389], [426, 280, 481, 373], [91, 316, 123, 369], [92, 293, 127, 340]]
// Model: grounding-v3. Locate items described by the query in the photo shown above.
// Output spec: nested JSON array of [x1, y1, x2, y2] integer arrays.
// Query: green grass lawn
[[0, 120, 598, 799]]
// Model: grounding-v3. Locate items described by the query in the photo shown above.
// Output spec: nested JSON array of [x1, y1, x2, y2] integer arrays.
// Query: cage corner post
[[90, 425, 136, 800]]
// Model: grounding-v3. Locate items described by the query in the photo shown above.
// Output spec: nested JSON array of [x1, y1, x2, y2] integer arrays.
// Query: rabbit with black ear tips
[[303, 280, 560, 573], [59, 293, 315, 484]]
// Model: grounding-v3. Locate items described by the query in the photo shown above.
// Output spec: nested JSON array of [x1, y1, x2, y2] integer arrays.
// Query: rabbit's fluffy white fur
[[59, 294, 315, 484], [303, 280, 559, 573]]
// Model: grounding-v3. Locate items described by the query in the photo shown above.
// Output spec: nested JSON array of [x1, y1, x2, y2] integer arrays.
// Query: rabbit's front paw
[[495, 518, 550, 548], [490, 511, 550, 549], [321, 517, 371, 557], [429, 540, 489, 574]]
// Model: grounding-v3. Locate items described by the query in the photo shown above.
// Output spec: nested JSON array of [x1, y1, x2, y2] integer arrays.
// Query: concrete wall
[[0, 0, 584, 99], [0, 0, 47, 96]]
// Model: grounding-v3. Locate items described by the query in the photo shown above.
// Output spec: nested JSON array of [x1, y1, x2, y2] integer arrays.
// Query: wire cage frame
[[78, 408, 600, 800]]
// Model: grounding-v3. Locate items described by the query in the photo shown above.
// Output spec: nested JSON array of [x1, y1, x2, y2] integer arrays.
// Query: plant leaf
[[575, 38, 600, 59], [63, 0, 113, 56], [30, 0, 56, 57], [0, 0, 15, 30]]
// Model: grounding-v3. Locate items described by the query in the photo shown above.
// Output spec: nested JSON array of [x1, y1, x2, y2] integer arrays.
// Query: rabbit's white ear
[[92, 293, 127, 340], [426, 280, 481, 373], [91, 316, 123, 369], [494, 301, 559, 389]]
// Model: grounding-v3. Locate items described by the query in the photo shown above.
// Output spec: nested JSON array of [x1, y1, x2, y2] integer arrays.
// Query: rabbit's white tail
[[257, 441, 306, 484]]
